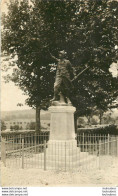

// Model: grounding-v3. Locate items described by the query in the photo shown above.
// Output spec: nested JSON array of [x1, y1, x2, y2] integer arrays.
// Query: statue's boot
[[59, 93, 66, 104], [67, 98, 72, 106], [51, 94, 59, 102], [51, 97, 56, 101]]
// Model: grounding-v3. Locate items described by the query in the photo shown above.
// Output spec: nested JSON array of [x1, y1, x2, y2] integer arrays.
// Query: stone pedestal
[[46, 106, 79, 170], [49, 106, 76, 141]]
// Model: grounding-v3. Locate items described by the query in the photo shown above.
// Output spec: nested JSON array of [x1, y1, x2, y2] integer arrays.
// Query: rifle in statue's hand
[[71, 66, 89, 82]]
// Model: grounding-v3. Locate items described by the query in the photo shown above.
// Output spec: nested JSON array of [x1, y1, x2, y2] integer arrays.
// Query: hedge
[[77, 124, 118, 135]]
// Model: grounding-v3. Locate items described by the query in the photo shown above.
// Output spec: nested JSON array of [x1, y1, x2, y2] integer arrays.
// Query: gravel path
[[1, 157, 118, 187]]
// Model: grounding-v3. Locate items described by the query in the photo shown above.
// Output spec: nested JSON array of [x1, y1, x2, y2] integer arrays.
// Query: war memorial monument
[[47, 50, 79, 170]]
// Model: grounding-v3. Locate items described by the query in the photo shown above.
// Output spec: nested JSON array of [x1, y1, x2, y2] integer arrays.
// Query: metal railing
[[1, 132, 118, 171], [77, 133, 118, 156]]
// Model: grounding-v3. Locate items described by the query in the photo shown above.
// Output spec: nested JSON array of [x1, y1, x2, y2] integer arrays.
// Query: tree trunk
[[87, 116, 91, 125], [74, 113, 78, 134], [35, 105, 41, 132], [99, 111, 103, 125]]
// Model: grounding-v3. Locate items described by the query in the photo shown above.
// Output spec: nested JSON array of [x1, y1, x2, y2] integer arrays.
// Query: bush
[[77, 124, 118, 135]]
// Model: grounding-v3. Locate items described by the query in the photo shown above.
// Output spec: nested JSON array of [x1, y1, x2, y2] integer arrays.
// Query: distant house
[[4, 119, 35, 130], [2, 109, 51, 131]]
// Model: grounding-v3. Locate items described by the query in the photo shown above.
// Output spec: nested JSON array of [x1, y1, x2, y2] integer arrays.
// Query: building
[[4, 119, 35, 130]]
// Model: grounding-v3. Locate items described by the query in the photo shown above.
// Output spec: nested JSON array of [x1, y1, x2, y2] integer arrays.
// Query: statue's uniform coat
[[54, 59, 74, 99]]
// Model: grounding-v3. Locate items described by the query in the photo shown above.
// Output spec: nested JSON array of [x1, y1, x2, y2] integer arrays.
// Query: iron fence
[[77, 133, 118, 156], [1, 132, 118, 171]]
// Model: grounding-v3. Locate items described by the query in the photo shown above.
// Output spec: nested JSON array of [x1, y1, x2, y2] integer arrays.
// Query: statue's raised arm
[[49, 52, 59, 62]]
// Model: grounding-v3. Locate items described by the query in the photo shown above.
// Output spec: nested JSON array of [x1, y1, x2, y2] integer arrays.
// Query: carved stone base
[[49, 106, 76, 140], [51, 101, 67, 106], [46, 140, 80, 170], [47, 106, 77, 170]]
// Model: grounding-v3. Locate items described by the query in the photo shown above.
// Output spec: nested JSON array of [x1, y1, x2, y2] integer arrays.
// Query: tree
[[10, 126, 13, 131], [1, 120, 6, 131], [2, 0, 118, 130], [67, 0, 118, 117], [12, 125, 20, 131], [28, 122, 36, 130], [2, 0, 55, 131]]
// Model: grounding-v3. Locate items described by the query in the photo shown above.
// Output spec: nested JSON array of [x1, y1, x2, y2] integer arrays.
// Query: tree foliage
[[27, 122, 36, 130], [2, 0, 118, 121], [1, 120, 6, 131]]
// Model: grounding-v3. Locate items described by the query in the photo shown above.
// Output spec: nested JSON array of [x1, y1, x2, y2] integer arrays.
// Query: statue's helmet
[[59, 50, 67, 57]]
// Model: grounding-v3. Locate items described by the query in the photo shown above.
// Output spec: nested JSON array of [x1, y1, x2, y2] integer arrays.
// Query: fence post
[[85, 141, 87, 152], [44, 140, 46, 171], [22, 138, 24, 169], [116, 136, 118, 157], [99, 140, 101, 170], [107, 134, 110, 155], [13, 135, 14, 151], [95, 140, 98, 156], [105, 135, 107, 155], [1, 138, 6, 167], [35, 132, 37, 153], [20, 134, 22, 157], [83, 132, 84, 152], [65, 141, 66, 172]]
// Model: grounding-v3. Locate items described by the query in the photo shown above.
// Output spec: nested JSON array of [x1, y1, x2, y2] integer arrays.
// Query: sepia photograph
[[0, 0, 118, 187]]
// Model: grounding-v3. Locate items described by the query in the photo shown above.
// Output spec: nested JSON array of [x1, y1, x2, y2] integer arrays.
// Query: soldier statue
[[50, 50, 74, 105], [50, 50, 89, 106]]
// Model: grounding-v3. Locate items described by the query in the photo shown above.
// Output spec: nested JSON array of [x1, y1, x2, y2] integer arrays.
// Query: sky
[[1, 58, 31, 111], [1, 81, 31, 111], [1, 0, 8, 13], [1, 67, 31, 111]]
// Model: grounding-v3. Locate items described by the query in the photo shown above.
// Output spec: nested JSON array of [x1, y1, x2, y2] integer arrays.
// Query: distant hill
[[1, 109, 50, 121]]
